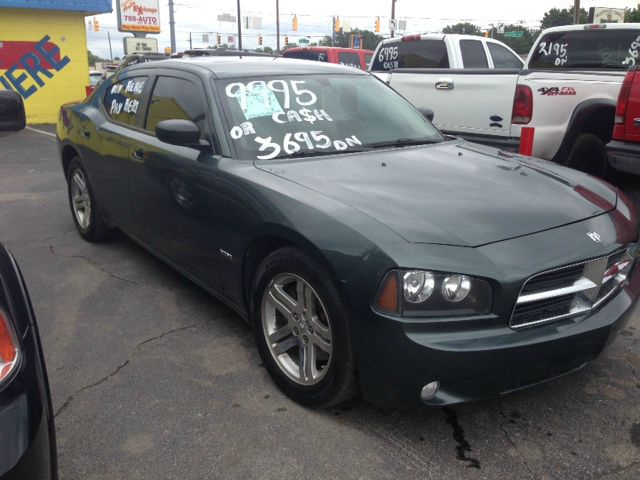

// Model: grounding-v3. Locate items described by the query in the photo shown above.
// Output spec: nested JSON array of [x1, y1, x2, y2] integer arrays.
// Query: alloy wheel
[[261, 273, 333, 386], [71, 169, 91, 230]]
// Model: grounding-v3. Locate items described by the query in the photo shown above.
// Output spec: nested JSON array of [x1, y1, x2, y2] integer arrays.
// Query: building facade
[[0, 0, 112, 123]]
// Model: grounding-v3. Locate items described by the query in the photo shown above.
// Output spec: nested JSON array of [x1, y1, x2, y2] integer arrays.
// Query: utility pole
[[168, 0, 176, 53], [390, 0, 397, 38], [189, 32, 192, 49], [276, 0, 280, 51], [332, 16, 335, 46], [107, 31, 113, 61], [236, 0, 243, 51], [573, 0, 580, 24]]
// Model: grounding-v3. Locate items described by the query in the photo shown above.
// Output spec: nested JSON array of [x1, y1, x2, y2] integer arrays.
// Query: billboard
[[588, 7, 625, 24], [123, 37, 158, 54], [116, 0, 161, 33]]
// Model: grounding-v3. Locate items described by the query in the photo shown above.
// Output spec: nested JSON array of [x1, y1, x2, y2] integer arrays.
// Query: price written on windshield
[[255, 132, 362, 160], [623, 35, 640, 67], [538, 41, 568, 66], [226, 80, 317, 111]]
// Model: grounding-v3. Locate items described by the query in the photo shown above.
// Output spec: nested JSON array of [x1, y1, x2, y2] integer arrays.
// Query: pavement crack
[[599, 460, 640, 478], [498, 401, 534, 477], [55, 359, 130, 418], [443, 407, 481, 469], [48, 244, 140, 286], [54, 323, 198, 418]]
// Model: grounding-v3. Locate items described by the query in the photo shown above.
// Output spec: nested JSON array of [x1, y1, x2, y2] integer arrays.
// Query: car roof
[[127, 56, 370, 78], [540, 22, 640, 34], [284, 46, 374, 54]]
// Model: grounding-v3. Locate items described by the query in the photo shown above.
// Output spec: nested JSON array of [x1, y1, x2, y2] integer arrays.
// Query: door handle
[[131, 147, 145, 161], [81, 129, 91, 139], [435, 78, 454, 90], [634, 118, 640, 127]]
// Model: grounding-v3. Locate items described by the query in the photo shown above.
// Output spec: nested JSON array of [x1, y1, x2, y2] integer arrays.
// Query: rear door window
[[529, 29, 640, 70], [103, 76, 148, 126], [364, 53, 373, 68], [371, 40, 449, 71], [487, 43, 523, 69], [144, 76, 208, 138], [459, 40, 489, 68], [339, 52, 362, 69]]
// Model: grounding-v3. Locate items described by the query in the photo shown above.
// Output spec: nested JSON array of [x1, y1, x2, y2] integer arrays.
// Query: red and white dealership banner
[[117, 0, 161, 34]]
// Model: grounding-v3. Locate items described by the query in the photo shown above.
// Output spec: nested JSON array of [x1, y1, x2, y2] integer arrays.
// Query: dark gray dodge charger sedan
[[56, 57, 640, 408]]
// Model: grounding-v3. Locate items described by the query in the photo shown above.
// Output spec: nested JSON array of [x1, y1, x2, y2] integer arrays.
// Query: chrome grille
[[510, 248, 636, 329]]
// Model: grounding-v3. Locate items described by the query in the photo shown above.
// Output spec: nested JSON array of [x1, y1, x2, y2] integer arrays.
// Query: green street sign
[[504, 31, 524, 38], [298, 37, 310, 44]]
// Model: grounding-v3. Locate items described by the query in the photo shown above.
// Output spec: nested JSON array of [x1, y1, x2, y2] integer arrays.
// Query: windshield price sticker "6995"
[[377, 46, 399, 70]]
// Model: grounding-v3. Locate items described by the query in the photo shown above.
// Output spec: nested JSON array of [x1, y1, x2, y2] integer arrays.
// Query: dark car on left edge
[[56, 57, 639, 409], [0, 91, 58, 479]]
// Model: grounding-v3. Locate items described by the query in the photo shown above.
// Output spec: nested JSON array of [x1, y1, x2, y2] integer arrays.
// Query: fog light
[[403, 271, 435, 303], [442, 275, 471, 302], [420, 381, 440, 402]]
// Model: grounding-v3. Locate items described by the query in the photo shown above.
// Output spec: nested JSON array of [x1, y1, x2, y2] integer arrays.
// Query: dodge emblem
[[587, 231, 602, 243]]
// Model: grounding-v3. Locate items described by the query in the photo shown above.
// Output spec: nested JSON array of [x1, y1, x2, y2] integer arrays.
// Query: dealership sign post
[[116, 0, 161, 34]]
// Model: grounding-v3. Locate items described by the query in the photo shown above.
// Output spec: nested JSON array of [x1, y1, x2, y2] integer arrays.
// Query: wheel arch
[[60, 143, 81, 180], [552, 98, 616, 164], [241, 225, 347, 317]]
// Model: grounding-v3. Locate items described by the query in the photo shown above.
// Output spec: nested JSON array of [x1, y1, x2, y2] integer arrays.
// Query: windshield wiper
[[277, 149, 366, 160], [364, 137, 441, 149]]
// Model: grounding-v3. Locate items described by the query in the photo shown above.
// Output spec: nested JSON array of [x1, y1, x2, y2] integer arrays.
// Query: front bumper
[[606, 139, 640, 175], [355, 255, 639, 408]]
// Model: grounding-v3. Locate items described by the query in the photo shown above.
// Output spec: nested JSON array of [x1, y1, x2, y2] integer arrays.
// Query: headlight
[[374, 269, 492, 317]]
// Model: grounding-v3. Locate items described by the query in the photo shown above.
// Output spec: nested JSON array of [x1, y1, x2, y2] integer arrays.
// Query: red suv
[[282, 47, 374, 70], [607, 66, 640, 175]]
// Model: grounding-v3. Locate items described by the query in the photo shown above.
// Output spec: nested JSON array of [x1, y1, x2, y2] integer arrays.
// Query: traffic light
[[216, 33, 221, 46], [93, 17, 100, 32], [292, 15, 298, 32], [334, 16, 341, 33], [258, 34, 263, 46], [375, 17, 380, 33], [284, 36, 289, 47]]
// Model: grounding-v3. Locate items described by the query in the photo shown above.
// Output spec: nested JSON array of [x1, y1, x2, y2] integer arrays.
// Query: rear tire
[[566, 133, 607, 177], [67, 157, 114, 242], [251, 247, 358, 408]]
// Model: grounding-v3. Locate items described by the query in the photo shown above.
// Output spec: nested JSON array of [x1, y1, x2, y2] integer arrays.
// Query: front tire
[[67, 157, 114, 242], [251, 247, 357, 407], [566, 133, 607, 177]]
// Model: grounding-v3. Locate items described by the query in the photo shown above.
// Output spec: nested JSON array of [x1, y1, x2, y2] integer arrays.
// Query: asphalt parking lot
[[1, 126, 639, 480]]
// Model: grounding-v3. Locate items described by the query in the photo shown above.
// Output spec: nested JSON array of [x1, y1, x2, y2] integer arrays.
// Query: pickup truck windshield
[[370, 40, 449, 71], [529, 29, 640, 70], [218, 74, 443, 160]]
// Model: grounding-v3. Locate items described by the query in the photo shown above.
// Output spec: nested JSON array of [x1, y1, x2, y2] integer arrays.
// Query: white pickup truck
[[372, 24, 640, 176]]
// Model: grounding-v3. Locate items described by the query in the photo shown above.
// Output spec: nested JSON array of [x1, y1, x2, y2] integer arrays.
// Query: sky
[[87, 0, 639, 59]]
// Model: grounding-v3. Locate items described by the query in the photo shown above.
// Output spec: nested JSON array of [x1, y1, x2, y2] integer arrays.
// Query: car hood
[[255, 141, 618, 247]]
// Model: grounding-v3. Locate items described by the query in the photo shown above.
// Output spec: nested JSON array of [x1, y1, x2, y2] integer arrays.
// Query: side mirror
[[418, 107, 435, 122], [0, 91, 26, 132], [156, 119, 202, 148]]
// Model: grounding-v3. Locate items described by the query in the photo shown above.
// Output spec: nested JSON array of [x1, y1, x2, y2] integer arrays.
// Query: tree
[[442, 22, 482, 36], [493, 25, 538, 54], [318, 29, 383, 51], [540, 7, 588, 29], [263, 46, 273, 53], [88, 50, 108, 66], [625, 8, 640, 23]]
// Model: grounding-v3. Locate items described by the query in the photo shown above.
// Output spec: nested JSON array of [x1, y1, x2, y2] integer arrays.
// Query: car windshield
[[217, 74, 443, 160]]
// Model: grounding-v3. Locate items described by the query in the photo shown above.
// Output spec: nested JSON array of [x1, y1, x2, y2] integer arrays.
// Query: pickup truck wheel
[[566, 133, 607, 177], [251, 247, 358, 408], [67, 157, 114, 242]]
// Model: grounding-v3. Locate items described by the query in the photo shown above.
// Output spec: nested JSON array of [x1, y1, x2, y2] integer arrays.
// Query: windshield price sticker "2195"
[[537, 41, 568, 66], [225, 79, 361, 160]]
